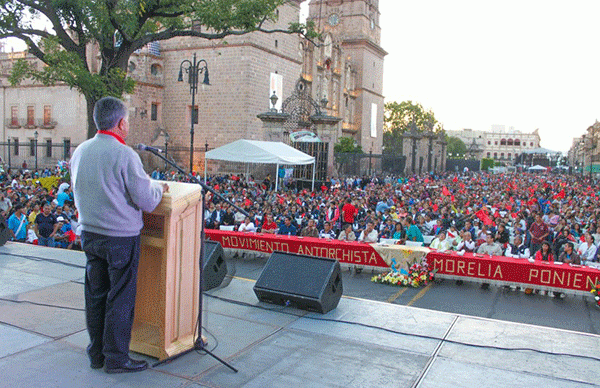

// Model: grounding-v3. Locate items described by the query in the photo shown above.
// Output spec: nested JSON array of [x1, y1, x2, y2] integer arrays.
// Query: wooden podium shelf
[[131, 181, 203, 360]]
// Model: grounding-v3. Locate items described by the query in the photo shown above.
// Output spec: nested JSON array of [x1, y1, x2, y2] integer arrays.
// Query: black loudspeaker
[[203, 241, 227, 291], [0, 216, 11, 246], [253, 251, 343, 314]]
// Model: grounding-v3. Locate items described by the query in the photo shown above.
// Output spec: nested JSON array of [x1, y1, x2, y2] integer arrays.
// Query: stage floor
[[0, 242, 598, 387]]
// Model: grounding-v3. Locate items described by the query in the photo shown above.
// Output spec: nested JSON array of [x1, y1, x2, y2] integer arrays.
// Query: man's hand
[[162, 183, 169, 193]]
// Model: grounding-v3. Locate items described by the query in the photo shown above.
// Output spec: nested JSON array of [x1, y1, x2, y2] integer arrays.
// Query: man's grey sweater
[[70, 133, 163, 237]]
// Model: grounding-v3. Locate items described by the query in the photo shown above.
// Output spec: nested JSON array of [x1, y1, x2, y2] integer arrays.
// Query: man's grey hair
[[93, 97, 128, 131]]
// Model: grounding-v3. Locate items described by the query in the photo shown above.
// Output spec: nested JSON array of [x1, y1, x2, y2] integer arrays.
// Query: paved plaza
[[0, 242, 599, 387]]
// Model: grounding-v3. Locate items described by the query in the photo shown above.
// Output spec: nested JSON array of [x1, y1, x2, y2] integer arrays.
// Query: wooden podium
[[130, 181, 203, 360]]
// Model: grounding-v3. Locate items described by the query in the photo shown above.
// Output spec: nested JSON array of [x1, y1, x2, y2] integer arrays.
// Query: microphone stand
[[145, 148, 245, 372]]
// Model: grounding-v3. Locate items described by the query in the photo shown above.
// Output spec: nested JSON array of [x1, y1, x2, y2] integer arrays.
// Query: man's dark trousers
[[82, 231, 141, 367]]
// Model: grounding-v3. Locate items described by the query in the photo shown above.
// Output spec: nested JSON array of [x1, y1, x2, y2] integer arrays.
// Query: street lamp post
[[178, 53, 210, 173], [580, 139, 586, 177], [34, 130, 38, 170], [163, 131, 170, 171]]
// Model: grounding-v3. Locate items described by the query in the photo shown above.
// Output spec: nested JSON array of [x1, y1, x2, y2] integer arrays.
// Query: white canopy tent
[[205, 139, 316, 191], [528, 165, 547, 171]]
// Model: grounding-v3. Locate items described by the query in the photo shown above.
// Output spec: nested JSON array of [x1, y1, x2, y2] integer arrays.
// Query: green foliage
[[384, 100, 443, 133], [334, 137, 363, 153], [446, 136, 467, 158], [481, 158, 494, 171], [383, 100, 443, 154], [0, 0, 318, 138], [333, 137, 363, 176]]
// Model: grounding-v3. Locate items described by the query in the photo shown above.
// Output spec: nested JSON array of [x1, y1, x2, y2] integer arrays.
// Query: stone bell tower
[[306, 0, 386, 154]]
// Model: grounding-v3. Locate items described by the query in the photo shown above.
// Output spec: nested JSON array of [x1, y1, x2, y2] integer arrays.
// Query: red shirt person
[[529, 214, 549, 255], [341, 198, 357, 226]]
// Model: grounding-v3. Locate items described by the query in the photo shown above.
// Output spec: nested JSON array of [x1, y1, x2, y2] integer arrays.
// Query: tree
[[383, 100, 443, 154], [333, 136, 362, 176], [334, 136, 362, 153], [446, 136, 466, 158], [481, 158, 494, 171], [1, 0, 317, 139]]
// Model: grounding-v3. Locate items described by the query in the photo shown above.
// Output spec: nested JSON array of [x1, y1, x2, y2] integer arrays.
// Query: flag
[[453, 176, 458, 183], [506, 203, 512, 211], [476, 209, 493, 226], [433, 204, 439, 212], [442, 186, 451, 196], [451, 195, 455, 202]]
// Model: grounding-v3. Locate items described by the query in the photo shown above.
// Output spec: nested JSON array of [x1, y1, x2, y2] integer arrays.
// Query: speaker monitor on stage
[[253, 251, 343, 314], [203, 241, 227, 291]]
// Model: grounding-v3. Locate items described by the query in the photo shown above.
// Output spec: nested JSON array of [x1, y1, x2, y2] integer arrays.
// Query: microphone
[[136, 143, 163, 153]]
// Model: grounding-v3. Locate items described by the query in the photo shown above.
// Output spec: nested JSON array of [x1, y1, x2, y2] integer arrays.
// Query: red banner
[[205, 230, 390, 268], [428, 251, 600, 292]]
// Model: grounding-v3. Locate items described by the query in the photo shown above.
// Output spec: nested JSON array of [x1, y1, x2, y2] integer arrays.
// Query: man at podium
[[71, 97, 168, 374]]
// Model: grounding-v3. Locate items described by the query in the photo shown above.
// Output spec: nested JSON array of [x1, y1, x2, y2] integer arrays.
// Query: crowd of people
[[0, 167, 80, 249], [199, 171, 600, 265], [4, 164, 600, 274]]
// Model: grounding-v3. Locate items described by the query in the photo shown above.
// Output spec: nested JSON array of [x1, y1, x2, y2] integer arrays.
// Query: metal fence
[[0, 140, 74, 170], [446, 159, 481, 172], [334, 152, 406, 176]]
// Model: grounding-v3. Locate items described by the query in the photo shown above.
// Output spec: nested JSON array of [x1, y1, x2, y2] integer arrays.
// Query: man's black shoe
[[90, 359, 104, 369], [105, 358, 148, 374]]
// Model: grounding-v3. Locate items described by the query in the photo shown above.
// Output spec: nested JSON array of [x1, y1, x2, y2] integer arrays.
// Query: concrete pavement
[[0, 242, 599, 387]]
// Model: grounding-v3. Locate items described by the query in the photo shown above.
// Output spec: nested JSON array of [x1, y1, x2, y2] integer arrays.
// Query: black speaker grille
[[257, 252, 334, 299]]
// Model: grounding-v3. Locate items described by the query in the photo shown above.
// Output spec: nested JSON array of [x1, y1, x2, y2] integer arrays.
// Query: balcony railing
[[4, 118, 57, 129]]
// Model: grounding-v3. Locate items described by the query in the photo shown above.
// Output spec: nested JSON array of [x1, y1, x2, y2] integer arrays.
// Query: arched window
[[493, 152, 498, 159], [487, 140, 491, 145], [487, 152, 491, 158], [494, 140, 498, 145], [530, 142, 534, 146], [507, 139, 513, 146], [500, 152, 504, 159], [500, 139, 507, 146], [508, 153, 512, 159], [514, 139, 521, 146]]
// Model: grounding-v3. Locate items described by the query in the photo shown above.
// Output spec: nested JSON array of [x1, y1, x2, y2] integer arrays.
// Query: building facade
[[568, 121, 600, 175], [0, 0, 385, 177], [0, 50, 87, 168], [446, 125, 541, 165]]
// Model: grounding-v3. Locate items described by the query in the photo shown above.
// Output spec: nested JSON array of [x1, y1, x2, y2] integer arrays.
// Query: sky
[[376, 0, 600, 152]]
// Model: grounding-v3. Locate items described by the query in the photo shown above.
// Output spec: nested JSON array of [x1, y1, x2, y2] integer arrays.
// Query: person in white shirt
[[238, 216, 256, 233], [577, 233, 597, 264], [430, 231, 451, 251], [358, 221, 378, 243], [505, 235, 531, 259], [455, 232, 476, 252]]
